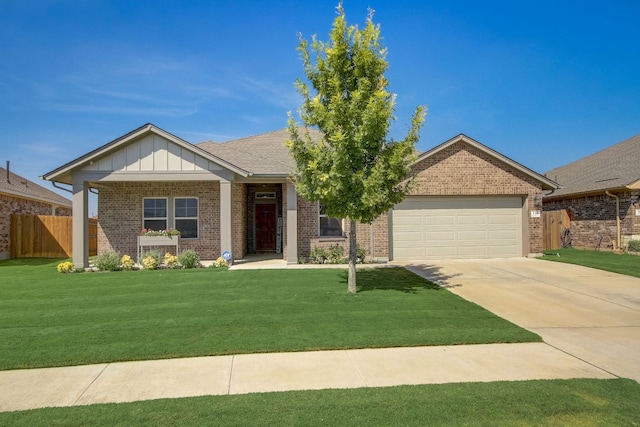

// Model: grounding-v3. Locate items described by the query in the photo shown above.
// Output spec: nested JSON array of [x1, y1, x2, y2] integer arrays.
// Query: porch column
[[72, 177, 89, 269], [286, 182, 298, 264], [219, 180, 234, 263]]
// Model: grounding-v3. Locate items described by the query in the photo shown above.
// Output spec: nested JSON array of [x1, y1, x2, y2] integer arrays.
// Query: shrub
[[179, 250, 200, 269], [309, 246, 327, 264], [628, 240, 640, 252], [214, 256, 228, 268], [121, 255, 136, 270], [163, 252, 180, 269], [327, 244, 346, 263], [93, 252, 122, 271], [57, 261, 76, 273], [356, 244, 366, 263]]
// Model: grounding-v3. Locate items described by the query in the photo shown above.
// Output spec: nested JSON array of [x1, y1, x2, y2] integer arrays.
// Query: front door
[[255, 203, 276, 251]]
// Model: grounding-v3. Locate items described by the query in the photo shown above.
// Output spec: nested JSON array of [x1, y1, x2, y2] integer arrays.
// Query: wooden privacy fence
[[10, 215, 97, 258], [542, 209, 570, 250]]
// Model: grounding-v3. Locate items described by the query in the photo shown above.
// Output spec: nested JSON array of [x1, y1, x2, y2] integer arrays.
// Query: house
[[0, 162, 72, 259], [543, 134, 640, 250], [43, 124, 557, 268]]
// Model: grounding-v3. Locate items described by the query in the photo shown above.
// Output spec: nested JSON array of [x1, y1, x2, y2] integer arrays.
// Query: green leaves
[[288, 3, 426, 224]]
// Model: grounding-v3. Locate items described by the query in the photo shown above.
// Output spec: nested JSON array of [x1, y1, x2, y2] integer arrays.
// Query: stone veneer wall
[[0, 194, 71, 259], [543, 191, 639, 249], [408, 141, 544, 254], [97, 181, 220, 260]]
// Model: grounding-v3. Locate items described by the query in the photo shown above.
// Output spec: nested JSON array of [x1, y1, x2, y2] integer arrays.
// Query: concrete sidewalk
[[0, 342, 613, 413]]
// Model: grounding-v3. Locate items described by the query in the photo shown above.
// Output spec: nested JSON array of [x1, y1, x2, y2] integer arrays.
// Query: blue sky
[[1, 0, 639, 210]]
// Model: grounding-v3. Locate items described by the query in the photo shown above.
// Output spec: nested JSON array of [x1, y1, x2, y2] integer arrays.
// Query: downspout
[[605, 191, 621, 250], [370, 223, 375, 262]]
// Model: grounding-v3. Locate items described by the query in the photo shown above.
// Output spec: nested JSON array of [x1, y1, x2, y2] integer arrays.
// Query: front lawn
[[2, 379, 638, 425], [0, 259, 539, 370], [541, 247, 640, 278]]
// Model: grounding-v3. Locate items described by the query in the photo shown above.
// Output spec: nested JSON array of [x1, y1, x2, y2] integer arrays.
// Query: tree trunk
[[348, 220, 357, 294]]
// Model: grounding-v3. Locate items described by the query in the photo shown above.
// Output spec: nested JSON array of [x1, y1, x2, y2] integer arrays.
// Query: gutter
[[605, 191, 621, 250]]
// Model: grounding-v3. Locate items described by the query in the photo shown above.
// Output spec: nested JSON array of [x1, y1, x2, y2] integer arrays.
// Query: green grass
[[0, 259, 539, 370], [541, 247, 640, 278], [2, 379, 638, 426]]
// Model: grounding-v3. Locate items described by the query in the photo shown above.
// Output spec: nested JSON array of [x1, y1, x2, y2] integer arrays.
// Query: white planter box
[[138, 236, 179, 246], [137, 236, 180, 261]]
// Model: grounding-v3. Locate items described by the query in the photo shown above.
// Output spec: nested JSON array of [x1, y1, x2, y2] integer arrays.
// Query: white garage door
[[392, 197, 523, 260]]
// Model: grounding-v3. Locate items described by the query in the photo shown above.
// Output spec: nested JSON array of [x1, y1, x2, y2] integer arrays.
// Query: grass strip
[[1, 379, 639, 426], [0, 259, 539, 370], [541, 247, 640, 278]]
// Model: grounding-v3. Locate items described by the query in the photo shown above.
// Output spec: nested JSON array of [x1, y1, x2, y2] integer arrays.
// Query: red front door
[[255, 203, 276, 251]]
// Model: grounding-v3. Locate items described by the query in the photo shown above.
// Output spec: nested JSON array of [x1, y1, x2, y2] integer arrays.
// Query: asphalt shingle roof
[[0, 166, 72, 207], [197, 128, 323, 175], [544, 133, 640, 198]]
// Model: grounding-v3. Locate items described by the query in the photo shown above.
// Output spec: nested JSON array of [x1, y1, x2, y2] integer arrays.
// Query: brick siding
[[97, 182, 220, 260], [407, 141, 545, 254], [543, 191, 640, 249]]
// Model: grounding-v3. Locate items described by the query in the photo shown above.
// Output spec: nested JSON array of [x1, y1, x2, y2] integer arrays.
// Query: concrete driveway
[[404, 257, 640, 382]]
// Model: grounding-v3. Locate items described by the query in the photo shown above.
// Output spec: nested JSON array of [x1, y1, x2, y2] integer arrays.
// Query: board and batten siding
[[82, 134, 223, 173]]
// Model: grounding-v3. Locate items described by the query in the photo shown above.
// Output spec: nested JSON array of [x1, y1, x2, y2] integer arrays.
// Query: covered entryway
[[392, 196, 523, 260]]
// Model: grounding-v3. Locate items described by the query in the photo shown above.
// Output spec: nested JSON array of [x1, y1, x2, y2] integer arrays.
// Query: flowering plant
[[140, 228, 181, 237], [142, 255, 159, 270], [121, 254, 136, 270], [163, 252, 180, 269], [214, 256, 228, 268], [57, 261, 75, 273]]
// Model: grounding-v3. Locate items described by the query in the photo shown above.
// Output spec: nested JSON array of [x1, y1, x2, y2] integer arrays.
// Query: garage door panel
[[425, 215, 455, 226], [394, 231, 424, 242], [425, 247, 456, 257], [490, 245, 519, 257], [392, 196, 522, 260], [490, 229, 518, 240], [457, 246, 488, 257], [488, 214, 518, 225], [425, 230, 455, 241], [457, 230, 487, 240]]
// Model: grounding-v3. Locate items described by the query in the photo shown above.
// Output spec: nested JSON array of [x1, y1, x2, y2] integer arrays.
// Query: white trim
[[174, 196, 199, 239], [142, 197, 169, 232]]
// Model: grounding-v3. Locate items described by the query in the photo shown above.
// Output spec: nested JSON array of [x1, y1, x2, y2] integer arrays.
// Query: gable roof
[[416, 134, 559, 190], [43, 123, 251, 184], [0, 164, 71, 207], [197, 128, 324, 176], [544, 133, 640, 198]]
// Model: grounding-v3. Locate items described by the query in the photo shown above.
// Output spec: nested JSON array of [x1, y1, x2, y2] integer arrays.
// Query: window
[[143, 198, 167, 231], [175, 197, 198, 238], [319, 203, 343, 237]]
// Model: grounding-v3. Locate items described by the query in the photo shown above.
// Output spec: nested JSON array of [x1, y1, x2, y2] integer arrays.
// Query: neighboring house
[[0, 163, 72, 260], [543, 134, 640, 250], [43, 123, 557, 268]]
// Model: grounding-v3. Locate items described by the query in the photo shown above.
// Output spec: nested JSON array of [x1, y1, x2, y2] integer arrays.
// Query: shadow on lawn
[[349, 266, 461, 294], [0, 258, 64, 267]]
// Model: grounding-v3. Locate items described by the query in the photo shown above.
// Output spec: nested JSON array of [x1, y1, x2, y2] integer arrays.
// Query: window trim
[[142, 197, 168, 232], [174, 196, 199, 239], [318, 202, 344, 237], [141, 196, 199, 239]]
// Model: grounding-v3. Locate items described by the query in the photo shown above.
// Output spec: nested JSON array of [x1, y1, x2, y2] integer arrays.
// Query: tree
[[287, 3, 425, 294]]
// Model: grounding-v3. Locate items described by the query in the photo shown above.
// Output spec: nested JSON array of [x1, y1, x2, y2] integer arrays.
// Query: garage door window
[[319, 203, 343, 237]]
